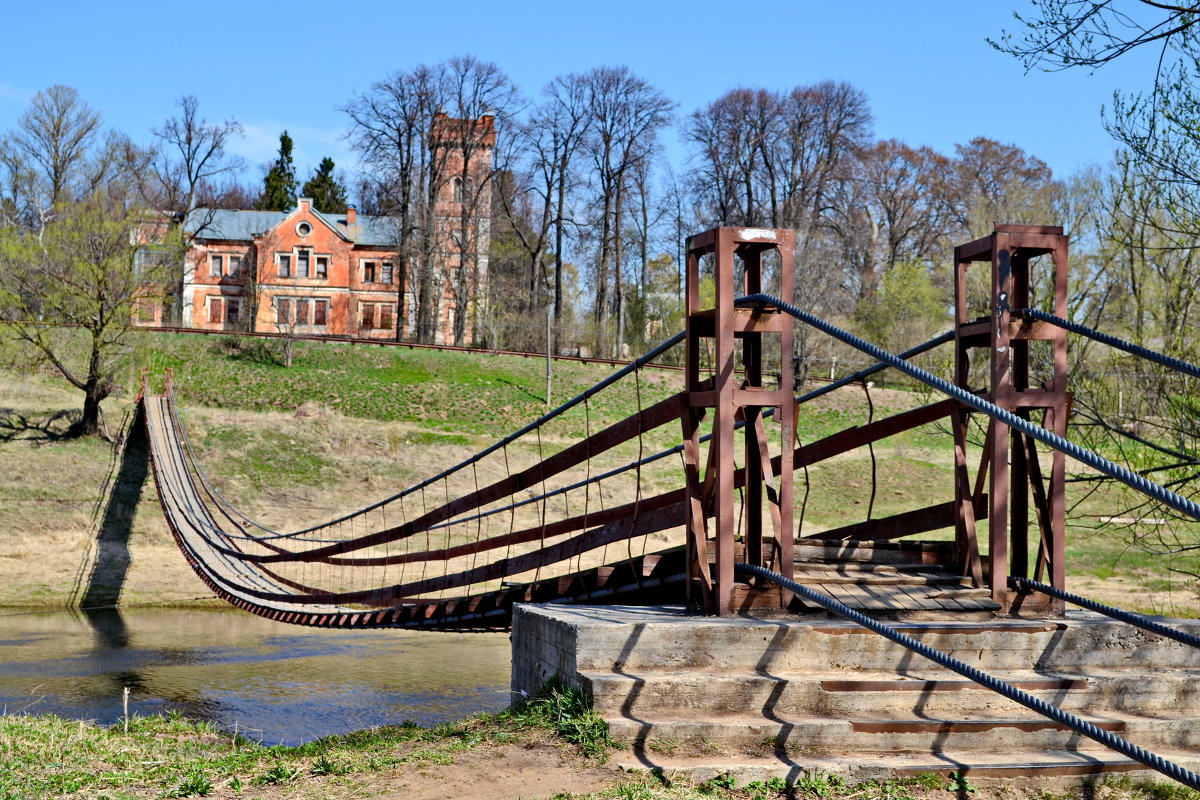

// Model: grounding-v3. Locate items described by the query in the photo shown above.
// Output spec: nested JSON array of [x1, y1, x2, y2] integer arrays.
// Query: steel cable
[[428, 329, 957, 534], [736, 563, 1200, 790], [1019, 308, 1200, 380], [1009, 576, 1200, 650], [737, 294, 1200, 521], [165, 330, 688, 542], [162, 325, 954, 544]]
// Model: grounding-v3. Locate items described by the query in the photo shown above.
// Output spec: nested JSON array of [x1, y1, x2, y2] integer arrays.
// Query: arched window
[[452, 177, 463, 203]]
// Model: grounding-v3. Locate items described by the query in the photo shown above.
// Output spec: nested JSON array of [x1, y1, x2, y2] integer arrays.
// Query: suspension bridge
[[140, 225, 1200, 786]]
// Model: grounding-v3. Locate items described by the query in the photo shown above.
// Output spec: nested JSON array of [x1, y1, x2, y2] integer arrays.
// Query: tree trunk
[[80, 376, 107, 437], [553, 175, 567, 354], [595, 189, 613, 356]]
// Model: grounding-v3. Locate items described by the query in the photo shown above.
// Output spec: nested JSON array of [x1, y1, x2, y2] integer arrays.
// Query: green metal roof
[[184, 206, 397, 247]]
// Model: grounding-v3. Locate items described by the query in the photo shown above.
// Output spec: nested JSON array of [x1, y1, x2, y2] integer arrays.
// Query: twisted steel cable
[[430, 328, 957, 533], [158, 330, 687, 542], [1009, 576, 1200, 650], [736, 563, 1200, 790], [737, 294, 1200, 521], [1019, 308, 1200, 380]]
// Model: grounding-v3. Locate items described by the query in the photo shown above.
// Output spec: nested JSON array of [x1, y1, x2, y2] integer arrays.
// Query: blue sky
[[0, 1, 1161, 185]]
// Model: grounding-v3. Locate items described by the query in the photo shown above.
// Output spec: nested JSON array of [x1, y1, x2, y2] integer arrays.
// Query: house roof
[[184, 206, 397, 247]]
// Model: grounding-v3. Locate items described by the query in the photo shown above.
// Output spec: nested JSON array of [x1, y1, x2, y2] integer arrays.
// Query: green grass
[[198, 425, 333, 490], [0, 680, 617, 799], [4, 705, 1192, 800], [0, 710, 498, 799], [135, 332, 681, 440], [500, 677, 615, 759]]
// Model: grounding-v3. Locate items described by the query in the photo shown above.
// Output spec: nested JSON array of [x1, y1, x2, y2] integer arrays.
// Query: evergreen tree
[[256, 131, 297, 211], [301, 157, 348, 213]]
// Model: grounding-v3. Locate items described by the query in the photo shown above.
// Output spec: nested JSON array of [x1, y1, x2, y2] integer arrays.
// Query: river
[[0, 607, 511, 745]]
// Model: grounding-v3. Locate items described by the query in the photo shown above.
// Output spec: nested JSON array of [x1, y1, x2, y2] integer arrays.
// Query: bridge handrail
[[160, 330, 686, 542], [740, 294, 1200, 522], [168, 323, 957, 546], [426, 328, 957, 536], [736, 563, 1200, 790], [1018, 308, 1200, 380], [1009, 575, 1200, 650]]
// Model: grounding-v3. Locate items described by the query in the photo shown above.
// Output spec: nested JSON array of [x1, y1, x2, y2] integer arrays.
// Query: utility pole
[[545, 301, 554, 408]]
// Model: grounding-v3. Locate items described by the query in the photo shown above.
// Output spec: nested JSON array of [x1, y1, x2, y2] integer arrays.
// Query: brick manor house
[[138, 113, 494, 344]]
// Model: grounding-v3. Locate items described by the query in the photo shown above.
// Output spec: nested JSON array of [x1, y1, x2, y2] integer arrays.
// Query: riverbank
[[1, 329, 1196, 615], [0, 355, 956, 612], [3, 698, 1196, 800]]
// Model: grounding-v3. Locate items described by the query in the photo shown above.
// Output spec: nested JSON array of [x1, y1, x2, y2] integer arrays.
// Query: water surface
[[0, 607, 511, 745]]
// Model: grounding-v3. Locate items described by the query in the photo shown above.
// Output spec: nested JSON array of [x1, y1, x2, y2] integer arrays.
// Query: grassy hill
[[0, 328, 1195, 615]]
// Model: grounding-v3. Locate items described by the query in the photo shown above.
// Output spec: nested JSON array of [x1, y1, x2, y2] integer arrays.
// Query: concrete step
[[538, 611, 1200, 674], [512, 605, 1200, 786], [614, 748, 1200, 788], [583, 667, 1200, 718], [605, 709, 1199, 755]]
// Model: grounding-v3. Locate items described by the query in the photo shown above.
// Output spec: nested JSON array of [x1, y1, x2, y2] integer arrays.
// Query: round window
[[296, 221, 312, 237]]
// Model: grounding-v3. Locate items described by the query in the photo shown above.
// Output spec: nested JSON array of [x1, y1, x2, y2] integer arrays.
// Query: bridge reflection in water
[[0, 607, 509, 745]]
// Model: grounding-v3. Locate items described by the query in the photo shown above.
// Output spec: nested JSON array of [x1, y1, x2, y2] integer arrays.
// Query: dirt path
[[250, 740, 621, 800]]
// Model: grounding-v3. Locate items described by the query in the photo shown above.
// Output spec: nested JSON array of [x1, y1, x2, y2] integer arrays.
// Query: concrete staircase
[[511, 604, 1200, 786]]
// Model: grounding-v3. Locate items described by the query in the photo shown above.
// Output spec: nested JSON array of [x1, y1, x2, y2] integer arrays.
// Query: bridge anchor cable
[[736, 294, 1200, 522], [1009, 576, 1200, 650], [736, 563, 1200, 790]]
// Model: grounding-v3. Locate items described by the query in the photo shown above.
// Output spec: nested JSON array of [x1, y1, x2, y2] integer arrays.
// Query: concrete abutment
[[511, 604, 1200, 787]]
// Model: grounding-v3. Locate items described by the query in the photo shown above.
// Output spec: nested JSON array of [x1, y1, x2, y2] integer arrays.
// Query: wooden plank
[[890, 583, 941, 611]]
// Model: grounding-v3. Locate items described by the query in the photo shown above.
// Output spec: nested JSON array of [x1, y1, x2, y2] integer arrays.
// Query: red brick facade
[[138, 114, 494, 344], [180, 200, 409, 341]]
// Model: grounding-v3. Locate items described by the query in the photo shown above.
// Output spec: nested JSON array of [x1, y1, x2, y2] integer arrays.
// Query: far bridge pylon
[[683, 224, 1070, 617]]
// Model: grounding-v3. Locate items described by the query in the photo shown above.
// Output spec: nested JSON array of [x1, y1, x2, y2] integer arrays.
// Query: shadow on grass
[[213, 336, 285, 367], [78, 404, 149, 618], [0, 407, 82, 442], [494, 376, 546, 405]]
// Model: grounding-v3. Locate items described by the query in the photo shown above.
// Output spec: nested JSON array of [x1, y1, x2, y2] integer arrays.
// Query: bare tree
[[774, 82, 872, 384], [580, 66, 673, 357], [993, 2, 1200, 239], [991, 1, 1200, 72], [0, 85, 103, 227], [493, 72, 591, 351], [443, 56, 521, 346], [344, 65, 441, 342], [151, 95, 244, 324], [686, 88, 781, 227], [345, 58, 518, 345], [0, 190, 176, 436], [152, 96, 244, 225]]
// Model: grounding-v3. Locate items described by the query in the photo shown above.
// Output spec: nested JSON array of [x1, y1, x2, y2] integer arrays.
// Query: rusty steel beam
[[684, 227, 797, 615], [953, 225, 1070, 612], [805, 499, 989, 543], [225, 391, 686, 564]]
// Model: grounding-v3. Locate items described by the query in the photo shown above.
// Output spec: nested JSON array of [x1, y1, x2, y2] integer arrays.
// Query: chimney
[[346, 205, 357, 226]]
